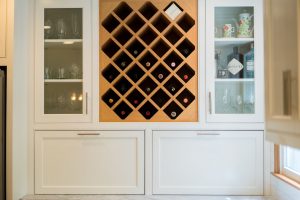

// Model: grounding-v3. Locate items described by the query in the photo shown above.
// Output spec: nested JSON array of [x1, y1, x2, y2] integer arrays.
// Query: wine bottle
[[133, 50, 139, 56], [145, 111, 151, 116], [227, 47, 244, 78], [171, 111, 177, 118], [183, 98, 189, 104], [182, 48, 190, 56], [171, 86, 176, 92], [158, 73, 164, 80], [108, 98, 114, 104], [244, 43, 254, 78], [121, 61, 127, 68], [171, 62, 176, 68], [133, 99, 139, 105], [183, 74, 189, 81]]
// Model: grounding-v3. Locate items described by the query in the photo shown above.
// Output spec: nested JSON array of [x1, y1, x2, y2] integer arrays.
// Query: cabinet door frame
[[0, 0, 6, 58], [153, 130, 264, 195], [35, 130, 145, 194], [206, 0, 264, 123], [34, 0, 92, 123]]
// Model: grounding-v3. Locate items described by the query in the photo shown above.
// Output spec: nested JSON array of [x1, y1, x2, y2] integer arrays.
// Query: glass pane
[[44, 8, 82, 39], [215, 81, 255, 114], [215, 7, 254, 39], [286, 146, 300, 175], [215, 42, 255, 79], [44, 82, 83, 114], [269, 0, 298, 118], [44, 8, 83, 114]]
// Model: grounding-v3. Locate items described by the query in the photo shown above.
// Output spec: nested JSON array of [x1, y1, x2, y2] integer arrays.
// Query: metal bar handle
[[208, 91, 212, 114], [77, 133, 100, 136], [85, 92, 88, 115], [197, 133, 220, 136]]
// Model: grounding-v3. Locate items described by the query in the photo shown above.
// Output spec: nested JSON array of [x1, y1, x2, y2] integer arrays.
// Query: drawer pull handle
[[77, 133, 100, 136], [197, 133, 220, 136], [85, 92, 88, 115]]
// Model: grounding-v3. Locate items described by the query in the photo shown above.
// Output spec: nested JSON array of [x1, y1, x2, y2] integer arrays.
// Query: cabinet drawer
[[35, 131, 144, 194], [153, 131, 263, 195]]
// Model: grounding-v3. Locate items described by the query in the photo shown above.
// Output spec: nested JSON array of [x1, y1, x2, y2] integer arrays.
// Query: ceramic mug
[[237, 13, 254, 38], [223, 24, 235, 38]]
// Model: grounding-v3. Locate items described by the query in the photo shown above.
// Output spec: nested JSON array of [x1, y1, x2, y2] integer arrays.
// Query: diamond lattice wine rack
[[99, 0, 198, 122]]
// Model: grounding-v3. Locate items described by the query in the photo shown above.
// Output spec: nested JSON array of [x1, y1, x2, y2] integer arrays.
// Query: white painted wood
[[91, 0, 99, 123], [153, 131, 264, 195], [35, 131, 144, 194], [206, 0, 264, 123], [35, 0, 93, 123], [145, 129, 153, 195], [0, 0, 6, 58]]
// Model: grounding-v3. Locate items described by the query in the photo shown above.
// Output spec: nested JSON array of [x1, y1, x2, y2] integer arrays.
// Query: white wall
[[271, 175, 300, 200]]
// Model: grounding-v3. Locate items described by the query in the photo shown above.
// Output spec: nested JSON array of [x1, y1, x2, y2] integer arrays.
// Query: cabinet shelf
[[45, 39, 83, 49], [215, 38, 254, 47], [215, 78, 254, 82], [44, 79, 83, 83]]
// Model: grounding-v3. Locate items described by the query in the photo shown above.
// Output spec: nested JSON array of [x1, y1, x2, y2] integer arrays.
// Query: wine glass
[[44, 19, 54, 39], [57, 18, 67, 39], [71, 13, 81, 39]]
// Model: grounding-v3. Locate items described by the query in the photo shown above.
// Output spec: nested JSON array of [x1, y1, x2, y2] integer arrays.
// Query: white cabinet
[[35, 131, 144, 194], [0, 0, 6, 58], [265, 0, 300, 147], [35, 0, 92, 122], [206, 0, 264, 122], [153, 131, 263, 195]]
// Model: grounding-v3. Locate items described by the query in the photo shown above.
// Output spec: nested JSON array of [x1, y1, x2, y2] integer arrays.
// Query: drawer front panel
[[35, 131, 144, 194]]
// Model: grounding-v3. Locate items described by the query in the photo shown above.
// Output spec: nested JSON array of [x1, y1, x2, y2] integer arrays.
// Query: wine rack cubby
[[100, 0, 198, 122]]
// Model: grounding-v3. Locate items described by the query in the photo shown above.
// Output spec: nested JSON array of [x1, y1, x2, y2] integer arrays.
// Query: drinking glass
[[57, 18, 67, 39]]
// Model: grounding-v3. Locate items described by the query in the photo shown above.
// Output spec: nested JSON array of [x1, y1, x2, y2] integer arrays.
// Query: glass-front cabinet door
[[35, 0, 92, 122], [206, 0, 264, 122]]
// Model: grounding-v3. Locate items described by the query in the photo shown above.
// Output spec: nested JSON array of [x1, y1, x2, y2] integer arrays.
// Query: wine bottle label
[[227, 58, 244, 75], [246, 61, 254, 71]]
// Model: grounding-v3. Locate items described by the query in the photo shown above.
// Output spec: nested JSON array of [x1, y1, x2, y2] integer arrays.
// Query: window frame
[[279, 145, 300, 183]]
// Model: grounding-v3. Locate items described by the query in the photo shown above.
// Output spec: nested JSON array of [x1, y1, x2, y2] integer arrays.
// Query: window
[[281, 146, 300, 183]]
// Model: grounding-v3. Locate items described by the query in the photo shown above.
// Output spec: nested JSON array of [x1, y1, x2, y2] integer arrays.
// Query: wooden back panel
[[99, 0, 198, 122]]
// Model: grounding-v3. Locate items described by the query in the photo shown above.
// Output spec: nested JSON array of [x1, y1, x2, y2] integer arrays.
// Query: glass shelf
[[44, 79, 83, 83], [215, 38, 254, 47], [215, 78, 254, 82]]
